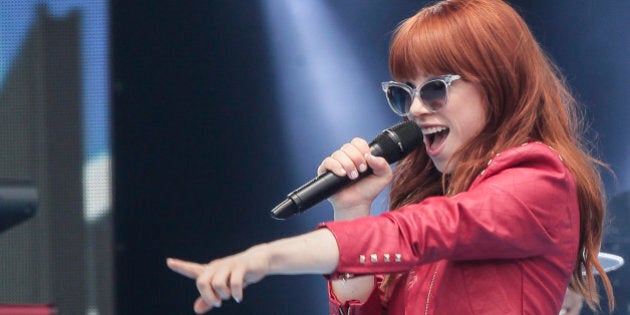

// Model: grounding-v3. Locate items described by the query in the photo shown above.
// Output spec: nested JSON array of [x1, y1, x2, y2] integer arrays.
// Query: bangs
[[388, 4, 473, 82]]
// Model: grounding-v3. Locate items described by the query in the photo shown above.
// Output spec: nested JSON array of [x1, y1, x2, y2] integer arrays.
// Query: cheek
[[453, 108, 487, 143], [461, 102, 487, 139], [447, 83, 488, 142], [471, 108, 487, 131], [468, 118, 486, 140]]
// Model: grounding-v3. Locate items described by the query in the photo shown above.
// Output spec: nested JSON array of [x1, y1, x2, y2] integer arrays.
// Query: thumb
[[365, 153, 391, 177], [194, 297, 212, 314]]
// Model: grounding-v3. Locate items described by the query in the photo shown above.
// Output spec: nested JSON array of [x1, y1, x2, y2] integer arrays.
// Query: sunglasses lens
[[420, 80, 447, 111], [386, 85, 412, 115]]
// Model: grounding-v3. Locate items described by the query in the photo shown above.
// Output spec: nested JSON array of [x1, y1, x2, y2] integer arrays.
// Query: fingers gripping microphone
[[270, 120, 423, 220]]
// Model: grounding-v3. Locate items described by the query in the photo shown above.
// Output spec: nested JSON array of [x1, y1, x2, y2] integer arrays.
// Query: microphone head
[[370, 120, 423, 163]]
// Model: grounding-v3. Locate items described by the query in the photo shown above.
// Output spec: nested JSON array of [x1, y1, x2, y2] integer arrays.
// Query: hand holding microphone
[[316, 137, 394, 220], [270, 121, 423, 220]]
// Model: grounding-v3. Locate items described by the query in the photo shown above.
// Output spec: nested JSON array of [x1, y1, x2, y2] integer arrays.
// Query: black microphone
[[270, 120, 423, 220]]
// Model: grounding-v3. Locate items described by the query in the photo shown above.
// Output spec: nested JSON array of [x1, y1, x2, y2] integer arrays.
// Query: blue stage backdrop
[[0, 1, 110, 315]]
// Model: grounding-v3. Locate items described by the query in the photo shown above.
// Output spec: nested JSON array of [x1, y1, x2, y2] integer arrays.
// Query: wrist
[[247, 242, 272, 270]]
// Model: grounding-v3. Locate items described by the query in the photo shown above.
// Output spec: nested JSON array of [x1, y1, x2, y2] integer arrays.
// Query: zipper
[[338, 306, 351, 315], [424, 262, 442, 315]]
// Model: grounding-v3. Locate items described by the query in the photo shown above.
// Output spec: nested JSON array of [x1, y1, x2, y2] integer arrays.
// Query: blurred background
[[0, 1, 627, 314]]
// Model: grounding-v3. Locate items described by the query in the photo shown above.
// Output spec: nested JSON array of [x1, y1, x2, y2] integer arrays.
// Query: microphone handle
[[270, 144, 385, 220], [288, 168, 374, 213]]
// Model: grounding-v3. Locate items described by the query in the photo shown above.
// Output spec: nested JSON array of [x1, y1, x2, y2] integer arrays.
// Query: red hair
[[387, 0, 613, 310]]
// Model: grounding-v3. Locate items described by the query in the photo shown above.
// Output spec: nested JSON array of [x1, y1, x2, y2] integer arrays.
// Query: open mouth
[[423, 126, 450, 151]]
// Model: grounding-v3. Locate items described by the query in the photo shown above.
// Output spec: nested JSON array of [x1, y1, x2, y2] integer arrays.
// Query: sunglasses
[[381, 74, 461, 116]]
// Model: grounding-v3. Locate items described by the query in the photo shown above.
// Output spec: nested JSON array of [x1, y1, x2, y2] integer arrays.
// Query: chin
[[431, 158, 455, 174], [431, 160, 446, 173]]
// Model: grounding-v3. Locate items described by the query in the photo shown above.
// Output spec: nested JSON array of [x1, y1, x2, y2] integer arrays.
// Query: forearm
[[257, 227, 376, 304], [261, 228, 340, 275], [333, 204, 372, 221]]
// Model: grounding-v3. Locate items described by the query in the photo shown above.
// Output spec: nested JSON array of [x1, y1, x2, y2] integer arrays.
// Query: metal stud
[[370, 254, 378, 263], [384, 254, 390, 263], [395, 253, 402, 262], [359, 255, 366, 264]]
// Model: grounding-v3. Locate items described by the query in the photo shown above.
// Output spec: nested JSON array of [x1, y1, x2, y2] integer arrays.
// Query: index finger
[[350, 137, 370, 153], [166, 257, 205, 279]]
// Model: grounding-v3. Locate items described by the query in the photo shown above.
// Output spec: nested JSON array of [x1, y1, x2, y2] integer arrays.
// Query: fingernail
[[350, 170, 358, 179], [233, 296, 241, 303], [359, 163, 367, 172]]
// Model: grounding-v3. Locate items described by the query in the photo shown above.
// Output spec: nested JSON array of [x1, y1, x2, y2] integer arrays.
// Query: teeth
[[422, 126, 448, 135]]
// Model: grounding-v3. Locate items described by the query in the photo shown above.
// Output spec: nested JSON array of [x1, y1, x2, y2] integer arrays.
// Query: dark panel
[[112, 1, 307, 314]]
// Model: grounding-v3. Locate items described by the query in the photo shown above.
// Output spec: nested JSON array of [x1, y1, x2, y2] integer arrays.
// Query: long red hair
[[386, 0, 613, 310]]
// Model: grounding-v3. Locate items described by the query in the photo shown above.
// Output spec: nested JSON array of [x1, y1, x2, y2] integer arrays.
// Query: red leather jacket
[[321, 142, 579, 315]]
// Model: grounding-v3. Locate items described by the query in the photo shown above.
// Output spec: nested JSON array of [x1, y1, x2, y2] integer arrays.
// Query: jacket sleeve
[[320, 142, 579, 276]]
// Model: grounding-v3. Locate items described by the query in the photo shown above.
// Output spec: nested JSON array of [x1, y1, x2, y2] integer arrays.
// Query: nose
[[408, 94, 432, 117]]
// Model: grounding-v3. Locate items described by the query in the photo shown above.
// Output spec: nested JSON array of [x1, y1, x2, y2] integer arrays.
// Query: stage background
[[0, 1, 627, 315]]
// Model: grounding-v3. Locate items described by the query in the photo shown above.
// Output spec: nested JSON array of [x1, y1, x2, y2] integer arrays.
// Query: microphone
[[270, 120, 423, 220]]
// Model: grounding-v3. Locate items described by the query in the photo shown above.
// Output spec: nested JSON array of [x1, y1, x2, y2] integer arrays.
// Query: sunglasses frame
[[381, 74, 461, 116]]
